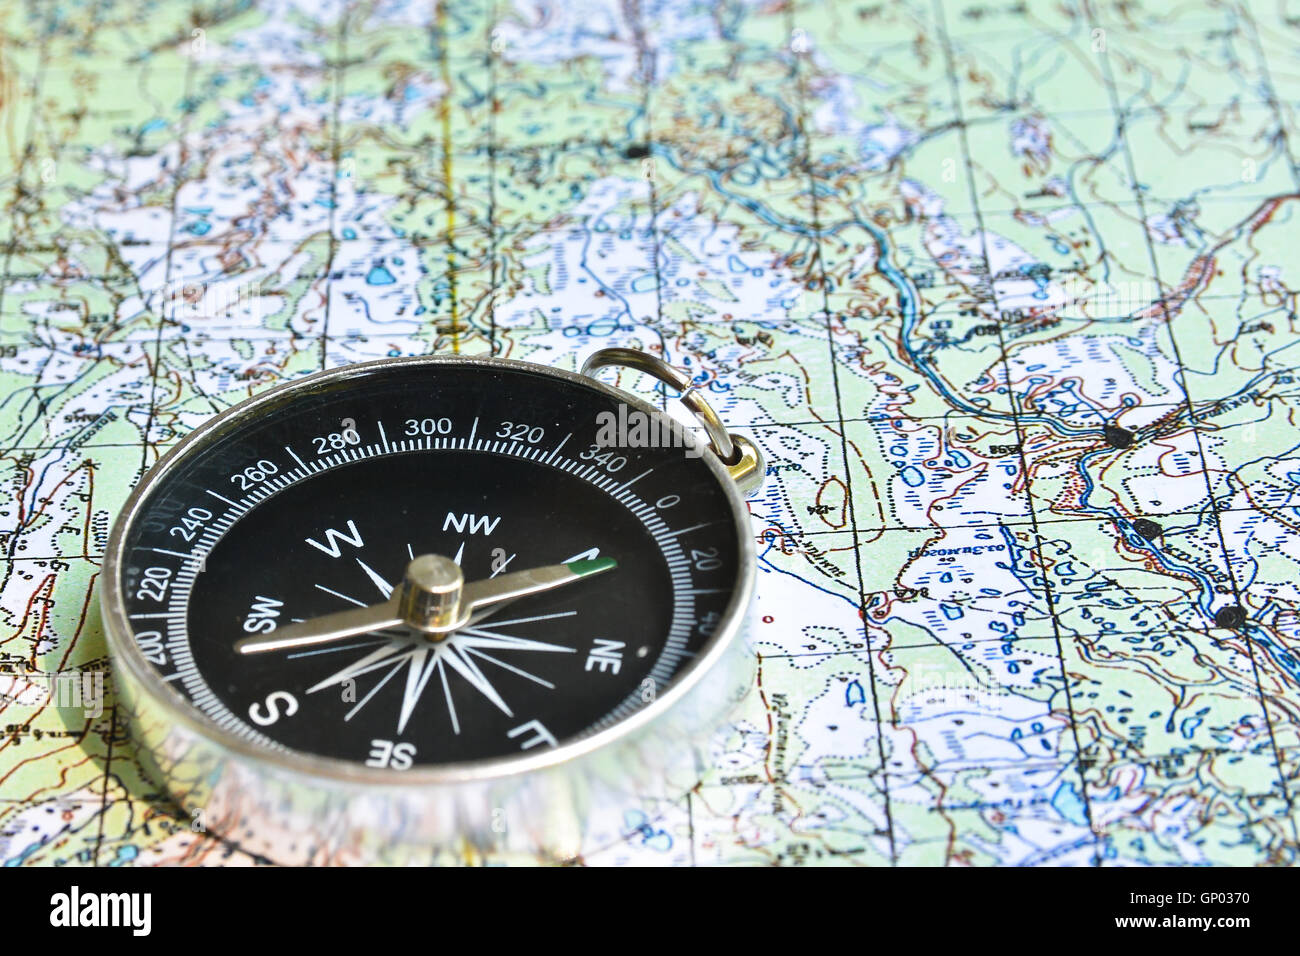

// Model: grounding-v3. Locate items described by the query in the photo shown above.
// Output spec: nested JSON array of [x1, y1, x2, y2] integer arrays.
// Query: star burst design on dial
[[288, 546, 580, 735]]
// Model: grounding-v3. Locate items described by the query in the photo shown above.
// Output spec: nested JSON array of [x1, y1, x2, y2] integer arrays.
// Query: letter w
[[249, 596, 282, 618], [305, 520, 364, 557]]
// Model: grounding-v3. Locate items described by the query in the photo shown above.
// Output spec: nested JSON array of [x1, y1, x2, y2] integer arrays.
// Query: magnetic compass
[[101, 349, 762, 861]]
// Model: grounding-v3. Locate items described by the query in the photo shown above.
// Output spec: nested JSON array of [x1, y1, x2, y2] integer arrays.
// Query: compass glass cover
[[114, 362, 746, 768]]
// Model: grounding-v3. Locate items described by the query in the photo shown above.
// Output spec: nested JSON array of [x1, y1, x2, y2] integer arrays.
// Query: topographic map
[[1, 0, 1299, 867]]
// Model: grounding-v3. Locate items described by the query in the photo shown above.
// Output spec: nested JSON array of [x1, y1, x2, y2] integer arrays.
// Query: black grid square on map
[[156, 238, 332, 339], [1032, 507, 1241, 635], [470, 219, 657, 332], [945, 23, 1115, 121], [327, 237, 453, 339], [840, 412, 1034, 529], [647, 220, 813, 323], [484, 143, 657, 231], [750, 530, 874, 651], [1164, 291, 1300, 403], [0, 339, 163, 451], [1173, 400, 1300, 515], [1126, 103, 1297, 195], [866, 640, 1086, 779], [746, 425, 864, 536], [488, 46, 651, 154], [889, 761, 1100, 865], [34, 62, 194, 147], [961, 110, 1148, 215], [0, 159, 174, 255], [1083, 745, 1296, 866], [686, 774, 893, 865], [1016, 416, 1225, 525], [0, 241, 153, 343], [756, 527, 1060, 652], [1063, 617, 1275, 757], [796, 8, 957, 132]]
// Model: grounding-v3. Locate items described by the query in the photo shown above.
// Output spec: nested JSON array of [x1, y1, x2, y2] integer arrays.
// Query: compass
[[101, 349, 762, 861]]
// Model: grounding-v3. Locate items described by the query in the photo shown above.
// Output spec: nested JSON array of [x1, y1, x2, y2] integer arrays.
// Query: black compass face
[[115, 360, 746, 768]]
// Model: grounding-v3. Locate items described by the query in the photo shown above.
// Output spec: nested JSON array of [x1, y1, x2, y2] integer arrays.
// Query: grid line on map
[[136, 30, 203, 470], [315, 11, 348, 368], [0, 16, 56, 454], [932, 0, 1103, 865], [431, 2, 461, 350], [790, 0, 898, 863], [99, 1, 208, 867], [634, 0, 673, 414], [629, 1, 699, 859], [0, 12, 49, 341], [1086, 3, 1300, 848], [738, 626, 1278, 660], [485, 0, 500, 353]]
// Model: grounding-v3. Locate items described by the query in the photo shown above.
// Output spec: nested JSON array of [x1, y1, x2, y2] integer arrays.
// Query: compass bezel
[[101, 353, 757, 790]]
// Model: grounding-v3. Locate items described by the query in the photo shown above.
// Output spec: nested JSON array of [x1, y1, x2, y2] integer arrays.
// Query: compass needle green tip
[[566, 556, 617, 577]]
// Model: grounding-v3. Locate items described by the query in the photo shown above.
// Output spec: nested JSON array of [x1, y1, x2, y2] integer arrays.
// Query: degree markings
[[546, 432, 571, 463], [665, 521, 716, 538], [616, 467, 653, 492], [148, 547, 194, 559]]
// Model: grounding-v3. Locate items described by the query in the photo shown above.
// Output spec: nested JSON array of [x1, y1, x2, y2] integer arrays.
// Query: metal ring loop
[[580, 347, 739, 465]]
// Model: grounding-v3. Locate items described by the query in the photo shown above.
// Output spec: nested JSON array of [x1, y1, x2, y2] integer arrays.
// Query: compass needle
[[242, 555, 617, 656], [237, 601, 405, 655], [460, 556, 618, 613]]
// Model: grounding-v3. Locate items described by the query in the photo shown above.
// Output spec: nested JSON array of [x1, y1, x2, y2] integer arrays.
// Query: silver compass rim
[[101, 351, 757, 789]]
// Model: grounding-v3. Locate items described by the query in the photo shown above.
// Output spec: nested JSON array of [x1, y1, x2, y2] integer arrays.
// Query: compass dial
[[110, 359, 749, 770]]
